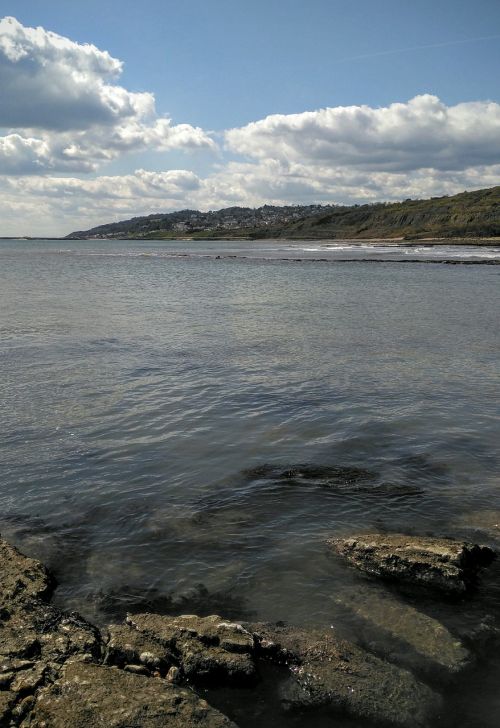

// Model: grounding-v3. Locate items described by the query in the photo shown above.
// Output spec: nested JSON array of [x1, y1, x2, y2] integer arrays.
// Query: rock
[[23, 661, 238, 728], [241, 463, 423, 496], [126, 613, 256, 686], [166, 665, 181, 684], [0, 537, 245, 726], [335, 585, 471, 676], [0, 536, 54, 605], [0, 540, 104, 724], [104, 624, 173, 674], [250, 622, 441, 728], [0, 691, 16, 726], [327, 532, 496, 594], [124, 663, 151, 675], [0, 599, 102, 665]]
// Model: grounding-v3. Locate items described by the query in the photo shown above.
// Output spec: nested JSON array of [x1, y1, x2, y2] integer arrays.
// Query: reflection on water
[[0, 239, 499, 726]]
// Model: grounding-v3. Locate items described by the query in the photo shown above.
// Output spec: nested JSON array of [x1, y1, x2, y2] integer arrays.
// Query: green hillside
[[67, 186, 500, 240], [269, 186, 500, 240]]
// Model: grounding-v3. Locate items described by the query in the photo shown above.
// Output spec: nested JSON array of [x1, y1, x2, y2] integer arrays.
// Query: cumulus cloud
[[226, 95, 500, 172], [2, 162, 500, 237], [0, 16, 215, 173], [2, 15, 500, 234], [0, 169, 205, 235]]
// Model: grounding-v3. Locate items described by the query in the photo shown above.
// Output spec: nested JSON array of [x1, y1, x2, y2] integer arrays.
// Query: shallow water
[[1, 238, 499, 726]]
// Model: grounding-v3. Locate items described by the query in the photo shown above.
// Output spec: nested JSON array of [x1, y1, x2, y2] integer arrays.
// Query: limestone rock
[[327, 532, 495, 594], [105, 623, 173, 674], [0, 537, 54, 605], [250, 622, 441, 728], [22, 661, 238, 727], [126, 613, 256, 685], [0, 600, 102, 665]]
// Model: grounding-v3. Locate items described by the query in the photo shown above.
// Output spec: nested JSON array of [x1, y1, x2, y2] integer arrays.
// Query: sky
[[2, 0, 500, 236]]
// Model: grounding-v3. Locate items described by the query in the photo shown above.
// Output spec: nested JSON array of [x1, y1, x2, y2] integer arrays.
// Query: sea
[[1, 238, 500, 727]]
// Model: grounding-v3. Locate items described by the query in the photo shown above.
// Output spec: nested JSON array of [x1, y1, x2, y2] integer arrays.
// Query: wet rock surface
[[126, 614, 256, 685], [249, 622, 441, 728], [22, 661, 237, 728], [335, 586, 471, 677], [104, 623, 175, 674], [1, 531, 500, 728], [0, 537, 54, 605], [327, 532, 496, 594]]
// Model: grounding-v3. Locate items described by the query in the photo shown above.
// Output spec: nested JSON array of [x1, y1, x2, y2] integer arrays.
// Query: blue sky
[[8, 0, 500, 126], [1, 1, 500, 234]]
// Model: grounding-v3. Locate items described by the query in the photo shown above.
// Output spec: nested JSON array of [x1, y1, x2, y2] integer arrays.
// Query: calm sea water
[[1, 238, 500, 726]]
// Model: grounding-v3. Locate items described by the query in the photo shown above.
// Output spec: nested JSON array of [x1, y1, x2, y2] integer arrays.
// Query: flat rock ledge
[[250, 622, 441, 728], [327, 532, 496, 594], [0, 535, 445, 728], [334, 586, 471, 678]]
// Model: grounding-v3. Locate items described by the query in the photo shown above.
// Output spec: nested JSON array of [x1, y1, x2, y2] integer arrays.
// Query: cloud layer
[[1, 17, 500, 235], [0, 16, 214, 173], [226, 94, 500, 172]]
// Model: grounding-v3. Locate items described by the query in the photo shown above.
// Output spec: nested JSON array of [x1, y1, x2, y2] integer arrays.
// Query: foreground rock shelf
[[0, 532, 497, 727]]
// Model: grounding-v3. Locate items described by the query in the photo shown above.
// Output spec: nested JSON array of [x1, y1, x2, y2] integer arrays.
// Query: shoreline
[[4, 236, 500, 246], [1, 527, 499, 727]]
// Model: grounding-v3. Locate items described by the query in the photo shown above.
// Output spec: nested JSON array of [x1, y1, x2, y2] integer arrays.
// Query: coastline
[[4, 236, 500, 246]]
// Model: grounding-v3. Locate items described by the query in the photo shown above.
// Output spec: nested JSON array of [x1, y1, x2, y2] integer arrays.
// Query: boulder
[[22, 661, 238, 728], [126, 613, 256, 685], [327, 533, 495, 594], [250, 622, 441, 728]]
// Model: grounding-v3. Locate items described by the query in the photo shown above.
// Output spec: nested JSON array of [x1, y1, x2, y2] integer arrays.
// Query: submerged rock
[[327, 532, 496, 594], [23, 661, 237, 728], [250, 621, 441, 728], [241, 463, 422, 495], [335, 585, 471, 676], [126, 613, 256, 685], [454, 510, 500, 541]]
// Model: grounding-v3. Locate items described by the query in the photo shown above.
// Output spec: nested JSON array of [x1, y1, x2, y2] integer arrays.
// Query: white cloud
[[1, 163, 499, 237], [0, 169, 205, 235], [226, 95, 500, 172], [1, 16, 500, 234], [0, 17, 215, 173]]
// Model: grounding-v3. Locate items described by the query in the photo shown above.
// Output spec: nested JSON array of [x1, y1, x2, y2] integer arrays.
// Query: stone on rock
[[23, 661, 238, 728], [250, 622, 441, 728], [126, 613, 256, 686], [327, 532, 495, 594], [335, 586, 471, 676]]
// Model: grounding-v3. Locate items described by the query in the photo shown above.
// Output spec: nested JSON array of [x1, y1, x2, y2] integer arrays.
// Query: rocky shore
[[0, 532, 497, 727]]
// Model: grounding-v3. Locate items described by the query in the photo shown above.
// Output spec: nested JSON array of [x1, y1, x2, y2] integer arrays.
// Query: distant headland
[[66, 186, 500, 244], [56, 185, 500, 242]]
